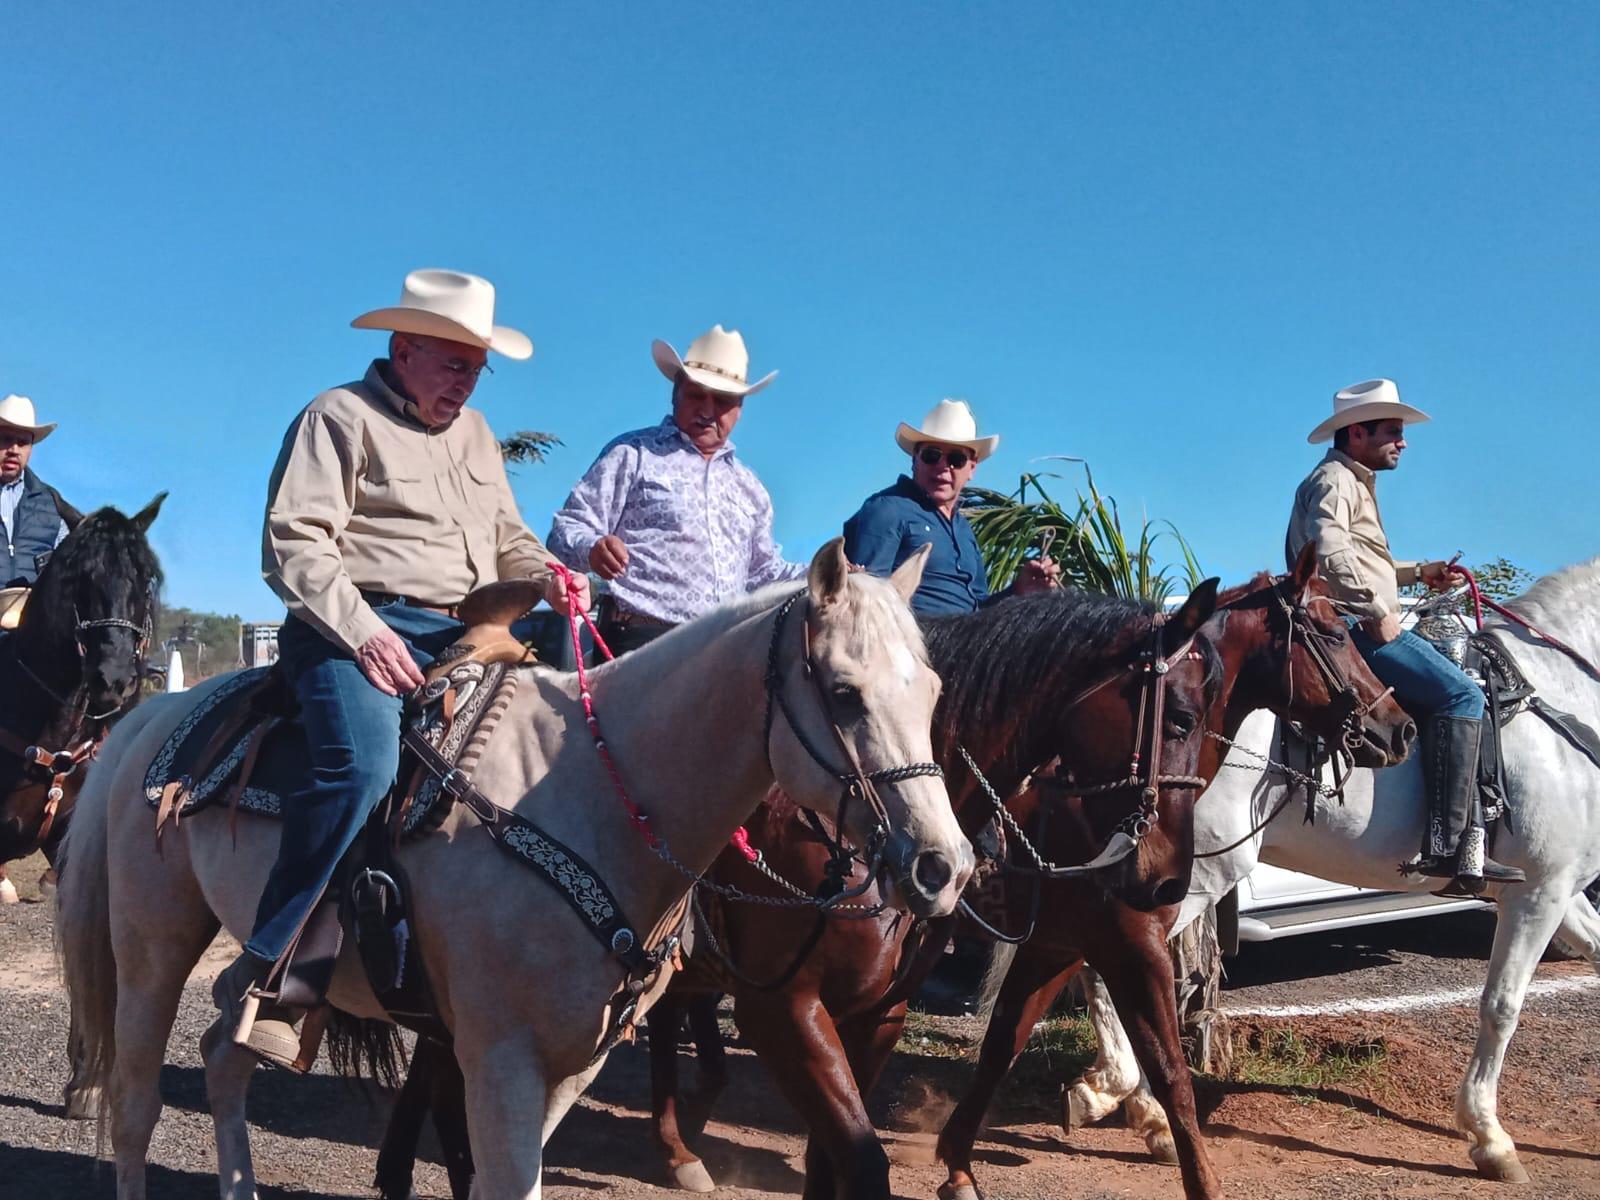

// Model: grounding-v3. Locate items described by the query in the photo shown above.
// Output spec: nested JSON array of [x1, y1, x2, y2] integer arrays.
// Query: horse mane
[[923, 590, 1158, 752], [23, 505, 164, 643]]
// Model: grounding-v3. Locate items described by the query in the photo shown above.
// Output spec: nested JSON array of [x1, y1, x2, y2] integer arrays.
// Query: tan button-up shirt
[[1285, 449, 1418, 622], [263, 361, 555, 654]]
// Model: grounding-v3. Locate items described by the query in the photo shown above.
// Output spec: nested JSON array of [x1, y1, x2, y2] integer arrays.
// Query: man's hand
[[355, 626, 425, 697], [589, 535, 629, 581], [1419, 560, 1461, 591], [546, 569, 591, 616], [1363, 611, 1404, 645], [1013, 555, 1063, 596]]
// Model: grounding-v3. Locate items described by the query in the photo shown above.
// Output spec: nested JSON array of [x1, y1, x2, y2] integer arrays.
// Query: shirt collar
[[367, 359, 451, 430], [0, 477, 22, 495], [1325, 448, 1376, 488], [893, 473, 965, 518], [656, 415, 736, 460]]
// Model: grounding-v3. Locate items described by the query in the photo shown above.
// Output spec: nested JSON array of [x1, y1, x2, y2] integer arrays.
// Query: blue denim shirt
[[843, 475, 991, 615]]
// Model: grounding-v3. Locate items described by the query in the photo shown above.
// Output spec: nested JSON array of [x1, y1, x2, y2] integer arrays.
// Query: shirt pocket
[[633, 476, 687, 532], [460, 452, 506, 521], [361, 459, 428, 518]]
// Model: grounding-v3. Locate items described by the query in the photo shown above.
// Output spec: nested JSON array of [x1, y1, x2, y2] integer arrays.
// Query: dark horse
[[640, 550, 1412, 1200], [374, 579, 1227, 1200], [0, 495, 164, 866]]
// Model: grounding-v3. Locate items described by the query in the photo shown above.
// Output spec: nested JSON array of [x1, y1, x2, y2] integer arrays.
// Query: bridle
[[0, 586, 155, 844], [761, 590, 945, 907]]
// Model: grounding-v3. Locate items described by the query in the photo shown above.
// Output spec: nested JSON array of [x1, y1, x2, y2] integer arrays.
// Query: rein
[[1457, 567, 1600, 683], [548, 566, 941, 917]]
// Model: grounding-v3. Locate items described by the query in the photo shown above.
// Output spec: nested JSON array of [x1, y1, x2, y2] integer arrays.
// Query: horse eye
[[1166, 711, 1196, 737], [830, 682, 864, 711]]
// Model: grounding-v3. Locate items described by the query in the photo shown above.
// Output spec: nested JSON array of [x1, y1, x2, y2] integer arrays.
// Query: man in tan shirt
[[217, 269, 589, 1067], [1287, 378, 1521, 894]]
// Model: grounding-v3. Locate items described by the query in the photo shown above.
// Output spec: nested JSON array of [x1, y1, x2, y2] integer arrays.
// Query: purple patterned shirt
[[547, 417, 807, 623]]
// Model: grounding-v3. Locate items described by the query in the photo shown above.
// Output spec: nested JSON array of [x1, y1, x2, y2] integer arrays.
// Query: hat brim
[[351, 308, 533, 360], [0, 419, 55, 443], [651, 339, 776, 397], [895, 423, 1000, 462], [1307, 401, 1431, 445]]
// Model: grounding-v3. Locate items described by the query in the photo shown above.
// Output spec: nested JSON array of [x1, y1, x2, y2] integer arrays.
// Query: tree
[[965, 460, 1205, 603], [1401, 556, 1535, 612], [499, 431, 562, 470], [155, 606, 242, 680]]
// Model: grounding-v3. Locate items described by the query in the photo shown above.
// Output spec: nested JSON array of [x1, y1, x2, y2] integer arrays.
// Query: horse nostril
[[1398, 721, 1418, 753], [1152, 878, 1189, 907], [912, 850, 953, 896]]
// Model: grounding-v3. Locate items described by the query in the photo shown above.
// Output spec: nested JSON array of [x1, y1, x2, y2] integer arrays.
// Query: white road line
[[1223, 973, 1600, 1018]]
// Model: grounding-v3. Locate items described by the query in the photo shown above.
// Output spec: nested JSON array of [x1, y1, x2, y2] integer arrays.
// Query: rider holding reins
[[215, 269, 591, 1069], [1287, 378, 1524, 895]]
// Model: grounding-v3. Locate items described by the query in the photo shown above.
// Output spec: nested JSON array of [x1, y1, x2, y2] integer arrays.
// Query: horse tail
[[55, 752, 118, 1114], [974, 940, 1018, 1021]]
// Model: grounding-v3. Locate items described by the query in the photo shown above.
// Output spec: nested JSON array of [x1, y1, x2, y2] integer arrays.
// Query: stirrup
[[234, 993, 329, 1074]]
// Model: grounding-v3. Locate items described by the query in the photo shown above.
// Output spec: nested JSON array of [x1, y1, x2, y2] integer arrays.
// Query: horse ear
[[132, 492, 168, 534], [1290, 541, 1319, 596], [808, 537, 851, 610], [1166, 578, 1220, 648], [888, 543, 932, 604]]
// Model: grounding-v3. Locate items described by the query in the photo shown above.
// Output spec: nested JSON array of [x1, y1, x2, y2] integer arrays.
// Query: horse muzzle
[[883, 830, 974, 918]]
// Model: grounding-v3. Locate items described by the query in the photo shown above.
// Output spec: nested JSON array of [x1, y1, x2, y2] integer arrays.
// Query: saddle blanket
[[142, 659, 522, 837]]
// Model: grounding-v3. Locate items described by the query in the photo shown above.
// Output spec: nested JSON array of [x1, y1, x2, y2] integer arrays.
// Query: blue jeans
[[1349, 626, 1485, 722], [245, 603, 464, 962]]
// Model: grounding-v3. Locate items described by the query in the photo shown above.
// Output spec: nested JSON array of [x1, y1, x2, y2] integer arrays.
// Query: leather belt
[[360, 589, 461, 619], [598, 596, 673, 629]]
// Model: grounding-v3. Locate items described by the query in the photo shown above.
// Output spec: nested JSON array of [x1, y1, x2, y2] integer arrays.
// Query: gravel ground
[[4, 858, 1599, 1199]]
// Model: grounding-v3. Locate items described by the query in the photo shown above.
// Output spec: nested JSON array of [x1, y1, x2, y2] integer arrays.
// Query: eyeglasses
[[402, 337, 494, 380], [918, 446, 971, 470]]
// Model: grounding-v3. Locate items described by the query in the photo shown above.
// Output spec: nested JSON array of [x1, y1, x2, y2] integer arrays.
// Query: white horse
[[1067, 557, 1600, 1183], [56, 542, 974, 1200]]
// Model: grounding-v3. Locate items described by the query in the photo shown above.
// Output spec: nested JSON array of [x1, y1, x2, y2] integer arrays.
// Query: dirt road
[[3, 857, 1597, 1199]]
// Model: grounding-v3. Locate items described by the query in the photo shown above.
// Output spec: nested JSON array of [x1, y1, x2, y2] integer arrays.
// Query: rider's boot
[[212, 950, 306, 1071], [1413, 715, 1525, 895]]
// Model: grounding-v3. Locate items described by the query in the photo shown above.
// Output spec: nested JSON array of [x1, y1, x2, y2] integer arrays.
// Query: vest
[[1, 469, 67, 586]]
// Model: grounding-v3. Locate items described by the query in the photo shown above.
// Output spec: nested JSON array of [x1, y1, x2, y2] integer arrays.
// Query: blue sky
[[5, 3, 1595, 619]]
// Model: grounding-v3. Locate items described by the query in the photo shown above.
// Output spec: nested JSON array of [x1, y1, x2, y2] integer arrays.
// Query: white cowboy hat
[[651, 325, 776, 397], [351, 268, 533, 360], [0, 394, 56, 443], [1307, 378, 1431, 445], [894, 399, 1000, 462]]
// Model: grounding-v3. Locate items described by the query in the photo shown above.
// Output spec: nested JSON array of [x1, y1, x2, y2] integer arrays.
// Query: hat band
[[684, 359, 747, 384]]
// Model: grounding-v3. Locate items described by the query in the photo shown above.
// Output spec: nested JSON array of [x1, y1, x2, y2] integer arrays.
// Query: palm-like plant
[[964, 459, 1204, 603]]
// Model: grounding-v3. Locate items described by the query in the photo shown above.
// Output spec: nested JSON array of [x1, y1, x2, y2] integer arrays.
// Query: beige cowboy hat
[[1307, 378, 1431, 445], [351, 268, 533, 360], [894, 399, 1000, 462], [0, 394, 56, 443], [651, 325, 777, 397]]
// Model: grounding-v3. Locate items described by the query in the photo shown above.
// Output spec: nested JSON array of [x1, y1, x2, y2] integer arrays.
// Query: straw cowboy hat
[[0, 394, 56, 443], [651, 325, 776, 397], [1307, 378, 1431, 445], [894, 399, 1000, 462], [351, 268, 533, 360]]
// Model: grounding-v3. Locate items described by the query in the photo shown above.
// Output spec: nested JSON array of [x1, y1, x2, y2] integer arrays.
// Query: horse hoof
[[1146, 1131, 1179, 1165], [62, 1087, 99, 1121], [1059, 1083, 1085, 1134], [1473, 1151, 1530, 1184], [670, 1160, 716, 1192], [0, 878, 18, 904], [936, 1182, 984, 1200]]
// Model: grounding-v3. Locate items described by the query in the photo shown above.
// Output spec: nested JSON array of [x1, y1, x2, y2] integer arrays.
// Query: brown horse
[[0, 497, 162, 865], [644, 554, 1412, 1200]]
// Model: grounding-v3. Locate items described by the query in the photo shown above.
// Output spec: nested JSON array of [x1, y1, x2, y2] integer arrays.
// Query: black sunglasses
[[918, 446, 971, 470]]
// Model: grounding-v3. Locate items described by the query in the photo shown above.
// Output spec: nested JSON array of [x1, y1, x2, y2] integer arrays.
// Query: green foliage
[[498, 430, 562, 471], [155, 606, 241, 680], [965, 459, 1205, 603]]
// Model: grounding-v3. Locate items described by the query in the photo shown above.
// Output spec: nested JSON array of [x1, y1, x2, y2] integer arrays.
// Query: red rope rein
[[1455, 566, 1600, 682], [548, 562, 761, 862]]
